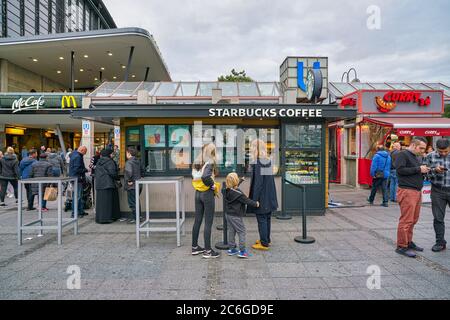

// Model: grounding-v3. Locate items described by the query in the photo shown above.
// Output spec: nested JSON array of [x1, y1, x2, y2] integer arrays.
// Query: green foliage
[[444, 104, 450, 118], [218, 69, 254, 82]]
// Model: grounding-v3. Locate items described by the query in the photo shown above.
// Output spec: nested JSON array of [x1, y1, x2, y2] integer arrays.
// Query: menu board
[[127, 128, 140, 144], [286, 125, 322, 148], [169, 125, 191, 147], [144, 125, 165, 148]]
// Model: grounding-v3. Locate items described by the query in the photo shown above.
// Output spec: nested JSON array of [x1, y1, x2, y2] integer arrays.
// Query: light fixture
[[113, 76, 117, 79], [59, 57, 64, 60], [32, 58, 38, 62], [107, 52, 113, 56], [57, 70, 62, 74], [94, 78, 98, 81], [132, 75, 136, 78], [83, 54, 89, 58], [121, 65, 126, 69], [100, 67, 105, 71], [79, 68, 84, 72], [75, 80, 79, 83]]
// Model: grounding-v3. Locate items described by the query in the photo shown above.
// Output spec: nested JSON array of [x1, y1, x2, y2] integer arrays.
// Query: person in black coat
[[94, 149, 120, 224], [0, 147, 20, 206], [247, 139, 278, 251]]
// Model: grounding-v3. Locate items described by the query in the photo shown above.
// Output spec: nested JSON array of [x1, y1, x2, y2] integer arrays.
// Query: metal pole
[[57, 181, 62, 245], [136, 181, 140, 248], [73, 180, 78, 235], [144, 67, 150, 82], [215, 182, 229, 250], [124, 46, 135, 81], [294, 185, 315, 244], [176, 180, 180, 247], [145, 184, 149, 238], [18, 181, 23, 246], [70, 51, 75, 92], [55, 124, 67, 158]]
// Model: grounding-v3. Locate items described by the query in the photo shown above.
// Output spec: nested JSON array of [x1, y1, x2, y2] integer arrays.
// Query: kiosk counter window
[[129, 124, 281, 176]]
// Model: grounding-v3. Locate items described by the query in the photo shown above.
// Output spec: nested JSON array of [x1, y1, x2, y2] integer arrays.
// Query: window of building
[[347, 127, 357, 156]]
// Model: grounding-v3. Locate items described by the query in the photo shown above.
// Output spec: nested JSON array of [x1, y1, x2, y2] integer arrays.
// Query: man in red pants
[[394, 137, 430, 258]]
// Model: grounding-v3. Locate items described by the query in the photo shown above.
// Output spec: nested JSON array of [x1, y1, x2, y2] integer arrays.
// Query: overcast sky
[[103, 0, 450, 84]]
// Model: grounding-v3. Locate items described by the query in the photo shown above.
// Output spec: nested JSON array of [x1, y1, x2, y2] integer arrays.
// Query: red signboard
[[396, 128, 450, 136], [375, 91, 431, 113]]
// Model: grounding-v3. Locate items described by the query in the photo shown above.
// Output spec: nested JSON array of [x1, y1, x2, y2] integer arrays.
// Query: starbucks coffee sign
[[11, 96, 45, 113]]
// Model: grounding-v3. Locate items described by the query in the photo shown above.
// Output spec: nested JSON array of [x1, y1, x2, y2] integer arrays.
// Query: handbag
[[44, 185, 58, 201], [375, 157, 389, 179]]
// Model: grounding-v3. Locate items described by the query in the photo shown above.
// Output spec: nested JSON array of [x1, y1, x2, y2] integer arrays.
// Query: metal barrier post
[[284, 179, 315, 244], [215, 182, 229, 250]]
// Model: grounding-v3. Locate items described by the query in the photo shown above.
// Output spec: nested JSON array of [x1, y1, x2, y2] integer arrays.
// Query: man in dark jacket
[[124, 147, 143, 224], [69, 146, 88, 217], [394, 137, 430, 258], [368, 146, 392, 207], [30, 153, 53, 212], [19, 149, 38, 210], [0, 148, 20, 206]]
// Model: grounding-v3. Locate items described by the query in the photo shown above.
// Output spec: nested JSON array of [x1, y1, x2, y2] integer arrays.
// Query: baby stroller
[[64, 176, 93, 212]]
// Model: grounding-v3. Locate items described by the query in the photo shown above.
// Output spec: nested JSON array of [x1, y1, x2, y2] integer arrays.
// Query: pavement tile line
[[330, 209, 450, 277], [0, 217, 94, 268]]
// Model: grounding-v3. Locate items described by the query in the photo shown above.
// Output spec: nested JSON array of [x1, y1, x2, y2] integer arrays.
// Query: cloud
[[103, 0, 450, 84]]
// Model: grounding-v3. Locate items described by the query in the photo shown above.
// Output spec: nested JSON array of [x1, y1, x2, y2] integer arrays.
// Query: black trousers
[[256, 212, 272, 247], [431, 186, 450, 246], [192, 190, 215, 251], [25, 184, 35, 209], [127, 187, 143, 219], [0, 179, 18, 202]]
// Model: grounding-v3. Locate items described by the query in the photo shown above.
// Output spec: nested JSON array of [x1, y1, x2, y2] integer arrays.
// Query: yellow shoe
[[252, 243, 270, 251], [255, 240, 272, 247]]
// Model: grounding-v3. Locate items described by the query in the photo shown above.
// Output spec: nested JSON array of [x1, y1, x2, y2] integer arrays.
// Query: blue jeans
[[389, 170, 398, 202], [369, 178, 389, 204], [256, 213, 272, 247], [71, 181, 84, 215]]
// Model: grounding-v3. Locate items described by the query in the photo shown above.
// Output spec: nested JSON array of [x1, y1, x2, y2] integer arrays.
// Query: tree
[[218, 69, 254, 82], [444, 104, 450, 118]]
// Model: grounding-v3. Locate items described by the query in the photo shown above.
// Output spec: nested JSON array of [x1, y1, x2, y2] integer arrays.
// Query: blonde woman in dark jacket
[[191, 143, 220, 259]]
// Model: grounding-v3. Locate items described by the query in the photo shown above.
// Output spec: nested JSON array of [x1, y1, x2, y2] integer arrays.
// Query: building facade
[[0, 0, 116, 38]]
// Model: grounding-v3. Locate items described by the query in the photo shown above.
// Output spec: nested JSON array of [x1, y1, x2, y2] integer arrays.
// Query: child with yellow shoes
[[225, 173, 260, 259]]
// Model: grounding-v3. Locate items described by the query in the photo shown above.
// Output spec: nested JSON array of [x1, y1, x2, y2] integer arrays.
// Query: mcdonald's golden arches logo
[[61, 96, 78, 109]]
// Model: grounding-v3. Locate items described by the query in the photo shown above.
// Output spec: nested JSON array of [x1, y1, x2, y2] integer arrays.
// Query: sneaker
[[395, 247, 417, 258], [408, 242, 424, 252], [432, 244, 447, 253], [381, 203, 389, 207], [255, 240, 272, 247], [203, 250, 220, 259], [227, 248, 239, 256], [0, 203, 7, 207], [119, 218, 127, 222], [41, 208, 49, 212], [127, 219, 136, 224], [238, 250, 251, 259], [252, 243, 270, 251], [192, 246, 205, 256], [27, 207, 36, 211], [367, 198, 374, 205]]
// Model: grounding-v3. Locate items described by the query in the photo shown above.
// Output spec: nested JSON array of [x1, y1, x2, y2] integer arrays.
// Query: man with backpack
[[368, 145, 392, 207]]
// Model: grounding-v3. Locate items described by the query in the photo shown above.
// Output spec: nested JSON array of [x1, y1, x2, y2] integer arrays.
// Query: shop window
[[284, 124, 322, 185], [347, 127, 357, 156], [126, 127, 141, 159]]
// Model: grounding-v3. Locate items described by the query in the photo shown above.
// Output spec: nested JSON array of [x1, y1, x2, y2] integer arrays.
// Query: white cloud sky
[[103, 0, 450, 83]]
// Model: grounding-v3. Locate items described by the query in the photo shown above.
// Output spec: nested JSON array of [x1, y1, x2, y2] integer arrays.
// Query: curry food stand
[[18, 177, 79, 246]]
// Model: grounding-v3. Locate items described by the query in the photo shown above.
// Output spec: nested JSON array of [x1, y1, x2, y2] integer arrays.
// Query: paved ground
[[0, 185, 449, 300]]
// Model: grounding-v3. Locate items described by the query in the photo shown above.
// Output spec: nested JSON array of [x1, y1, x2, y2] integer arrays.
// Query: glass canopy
[[90, 81, 281, 98]]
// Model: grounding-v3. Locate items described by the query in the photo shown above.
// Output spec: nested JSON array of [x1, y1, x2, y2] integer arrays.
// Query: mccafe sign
[[12, 96, 45, 113]]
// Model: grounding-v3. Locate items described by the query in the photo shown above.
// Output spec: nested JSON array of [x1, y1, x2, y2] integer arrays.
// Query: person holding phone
[[424, 138, 450, 253]]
